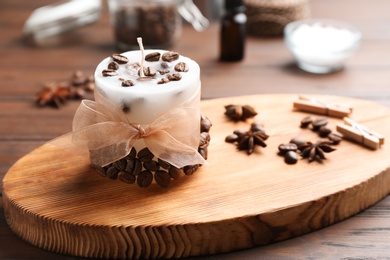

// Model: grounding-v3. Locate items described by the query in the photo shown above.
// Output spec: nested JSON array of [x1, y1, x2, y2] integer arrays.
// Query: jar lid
[[23, 0, 102, 44]]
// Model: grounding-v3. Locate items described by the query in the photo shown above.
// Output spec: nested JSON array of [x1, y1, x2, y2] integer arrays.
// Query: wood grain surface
[[3, 94, 390, 259], [2, 0, 390, 259]]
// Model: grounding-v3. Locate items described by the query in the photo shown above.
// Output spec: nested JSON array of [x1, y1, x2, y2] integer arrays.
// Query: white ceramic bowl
[[284, 19, 362, 74]]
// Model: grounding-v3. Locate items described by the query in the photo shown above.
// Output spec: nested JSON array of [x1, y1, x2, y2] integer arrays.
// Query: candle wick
[[137, 37, 145, 78]]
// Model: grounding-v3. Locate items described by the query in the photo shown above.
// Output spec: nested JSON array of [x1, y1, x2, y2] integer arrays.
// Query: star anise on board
[[237, 130, 269, 154], [226, 123, 269, 155], [224, 104, 258, 121], [298, 141, 336, 162]]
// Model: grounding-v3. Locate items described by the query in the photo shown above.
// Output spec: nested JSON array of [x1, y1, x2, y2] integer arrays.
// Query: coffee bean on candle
[[102, 69, 118, 77], [167, 73, 182, 81], [174, 62, 189, 72], [108, 61, 119, 70], [122, 106, 130, 113], [121, 80, 134, 87], [157, 78, 170, 84], [158, 68, 170, 75], [138, 67, 156, 77], [111, 53, 129, 64], [162, 51, 179, 62], [145, 52, 161, 62]]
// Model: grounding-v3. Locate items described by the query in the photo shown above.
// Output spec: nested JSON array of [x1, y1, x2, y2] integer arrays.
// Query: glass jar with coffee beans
[[108, 0, 182, 50]]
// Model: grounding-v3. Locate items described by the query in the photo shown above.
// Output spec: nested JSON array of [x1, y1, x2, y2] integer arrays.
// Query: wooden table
[[1, 0, 389, 259]]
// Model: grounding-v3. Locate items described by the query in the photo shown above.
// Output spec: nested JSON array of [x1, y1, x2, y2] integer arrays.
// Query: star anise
[[35, 81, 71, 108], [298, 141, 336, 162], [226, 126, 269, 155], [224, 104, 258, 121], [238, 130, 268, 154], [35, 70, 95, 108]]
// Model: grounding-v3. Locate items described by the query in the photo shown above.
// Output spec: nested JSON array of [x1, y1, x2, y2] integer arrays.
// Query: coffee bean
[[145, 52, 161, 62], [200, 115, 212, 132], [121, 80, 134, 87], [284, 151, 298, 164], [328, 132, 343, 145], [127, 147, 137, 158], [143, 160, 160, 172], [118, 171, 136, 184], [132, 159, 142, 175], [289, 137, 306, 147], [114, 158, 127, 171], [158, 69, 170, 75], [225, 134, 238, 143], [233, 129, 247, 136], [106, 166, 119, 179], [154, 170, 171, 187], [199, 147, 208, 160], [250, 122, 265, 132], [167, 73, 182, 81], [158, 158, 171, 170], [162, 51, 179, 62], [199, 132, 210, 149], [318, 126, 332, 137], [108, 61, 119, 70], [184, 165, 199, 175], [111, 53, 128, 64], [138, 147, 154, 162], [138, 67, 156, 77], [278, 143, 298, 155], [300, 116, 312, 128], [312, 117, 328, 130], [102, 69, 118, 77], [157, 78, 170, 84], [174, 62, 189, 72], [169, 166, 182, 179], [137, 170, 153, 188]]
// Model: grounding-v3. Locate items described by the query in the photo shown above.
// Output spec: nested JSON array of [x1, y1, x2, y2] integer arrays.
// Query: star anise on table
[[35, 70, 94, 108], [298, 141, 336, 162], [224, 104, 258, 121], [35, 81, 72, 108]]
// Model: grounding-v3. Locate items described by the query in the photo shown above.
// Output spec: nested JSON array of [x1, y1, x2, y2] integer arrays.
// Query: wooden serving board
[[3, 94, 390, 259]]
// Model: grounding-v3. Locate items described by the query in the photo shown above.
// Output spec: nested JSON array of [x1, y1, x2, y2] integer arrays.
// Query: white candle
[[93, 50, 202, 162], [94, 50, 200, 124]]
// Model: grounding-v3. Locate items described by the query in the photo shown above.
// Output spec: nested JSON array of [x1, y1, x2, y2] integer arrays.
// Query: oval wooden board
[[3, 94, 390, 259]]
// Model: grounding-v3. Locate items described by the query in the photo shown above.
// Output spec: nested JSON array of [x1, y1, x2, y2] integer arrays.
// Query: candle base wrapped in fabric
[[90, 114, 211, 188], [72, 50, 211, 188]]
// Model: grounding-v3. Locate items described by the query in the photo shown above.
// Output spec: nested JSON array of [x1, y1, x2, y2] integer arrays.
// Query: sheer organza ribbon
[[71, 87, 205, 168]]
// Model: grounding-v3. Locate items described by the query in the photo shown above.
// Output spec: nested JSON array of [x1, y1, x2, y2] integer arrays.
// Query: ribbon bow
[[71, 88, 206, 168]]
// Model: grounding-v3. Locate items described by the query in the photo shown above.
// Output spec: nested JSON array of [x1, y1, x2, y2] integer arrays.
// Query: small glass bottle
[[219, 0, 247, 61]]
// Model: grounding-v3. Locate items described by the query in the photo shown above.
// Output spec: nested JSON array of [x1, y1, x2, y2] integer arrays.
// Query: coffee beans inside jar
[[108, 0, 182, 50]]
